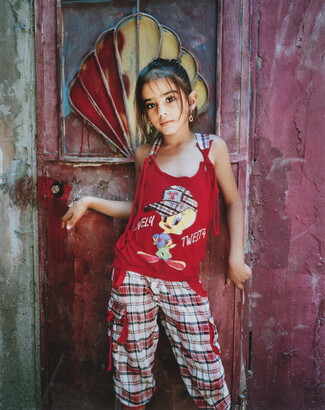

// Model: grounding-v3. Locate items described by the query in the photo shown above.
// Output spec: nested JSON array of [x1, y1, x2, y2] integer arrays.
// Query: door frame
[[216, 0, 252, 403], [35, 0, 252, 405]]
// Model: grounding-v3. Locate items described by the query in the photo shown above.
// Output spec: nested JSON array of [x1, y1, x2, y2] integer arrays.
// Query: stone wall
[[0, 1, 39, 408]]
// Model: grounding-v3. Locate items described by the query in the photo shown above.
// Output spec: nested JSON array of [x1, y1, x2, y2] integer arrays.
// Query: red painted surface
[[96, 29, 129, 135], [69, 43, 129, 155], [70, 74, 124, 149], [248, 0, 325, 408], [35, 1, 325, 408], [36, 1, 248, 408]]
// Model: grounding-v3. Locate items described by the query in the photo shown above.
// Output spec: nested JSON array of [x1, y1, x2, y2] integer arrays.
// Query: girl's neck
[[161, 130, 195, 148]]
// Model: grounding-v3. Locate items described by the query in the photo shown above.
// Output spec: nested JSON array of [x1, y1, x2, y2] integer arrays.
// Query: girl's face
[[142, 78, 197, 138]]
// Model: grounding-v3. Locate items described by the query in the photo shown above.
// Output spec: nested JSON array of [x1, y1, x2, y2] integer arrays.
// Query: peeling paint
[[0, 0, 39, 408], [252, 137, 291, 269], [249, 0, 325, 408]]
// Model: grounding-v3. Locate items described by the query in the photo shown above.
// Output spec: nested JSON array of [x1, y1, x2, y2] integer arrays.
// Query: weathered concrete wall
[[0, 1, 39, 409], [249, 1, 324, 409]]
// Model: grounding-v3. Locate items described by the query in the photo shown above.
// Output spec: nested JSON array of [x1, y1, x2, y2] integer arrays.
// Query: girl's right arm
[[61, 197, 132, 229], [61, 143, 151, 230]]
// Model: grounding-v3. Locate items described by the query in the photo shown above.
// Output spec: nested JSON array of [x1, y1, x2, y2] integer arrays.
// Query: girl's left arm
[[210, 137, 252, 289]]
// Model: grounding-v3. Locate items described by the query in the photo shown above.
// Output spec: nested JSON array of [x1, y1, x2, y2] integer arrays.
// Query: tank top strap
[[149, 136, 163, 156], [119, 155, 152, 245], [195, 133, 220, 236], [195, 133, 214, 160], [195, 133, 211, 150], [150, 134, 213, 157]]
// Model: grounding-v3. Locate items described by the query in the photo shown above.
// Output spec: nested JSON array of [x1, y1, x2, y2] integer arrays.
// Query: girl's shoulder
[[201, 133, 222, 143], [196, 133, 223, 144], [204, 134, 230, 166], [198, 133, 227, 150], [134, 143, 152, 175], [135, 142, 152, 158]]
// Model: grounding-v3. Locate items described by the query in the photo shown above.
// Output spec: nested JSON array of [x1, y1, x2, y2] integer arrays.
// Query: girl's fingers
[[226, 262, 252, 289], [226, 276, 244, 290], [61, 215, 67, 228], [62, 209, 84, 229], [66, 220, 73, 229], [236, 282, 244, 290], [61, 210, 74, 228], [61, 199, 88, 229], [65, 215, 77, 229], [62, 217, 70, 229]]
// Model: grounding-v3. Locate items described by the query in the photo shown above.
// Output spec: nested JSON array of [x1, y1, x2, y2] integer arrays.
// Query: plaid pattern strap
[[149, 134, 213, 156], [195, 133, 212, 150], [149, 136, 162, 155]]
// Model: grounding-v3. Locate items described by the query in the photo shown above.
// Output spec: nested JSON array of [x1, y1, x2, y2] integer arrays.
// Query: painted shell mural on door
[[69, 13, 209, 159]]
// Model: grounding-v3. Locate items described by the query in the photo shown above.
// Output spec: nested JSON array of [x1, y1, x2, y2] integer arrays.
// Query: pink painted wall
[[248, 1, 324, 408]]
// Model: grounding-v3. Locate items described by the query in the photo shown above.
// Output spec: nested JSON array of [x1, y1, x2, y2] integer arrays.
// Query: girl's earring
[[147, 121, 153, 133], [189, 111, 194, 123]]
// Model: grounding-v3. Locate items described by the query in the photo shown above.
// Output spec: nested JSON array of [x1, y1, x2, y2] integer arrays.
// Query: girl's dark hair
[[135, 58, 197, 139]]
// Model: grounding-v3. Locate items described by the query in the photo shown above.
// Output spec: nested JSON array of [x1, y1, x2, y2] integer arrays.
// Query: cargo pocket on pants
[[107, 298, 128, 371]]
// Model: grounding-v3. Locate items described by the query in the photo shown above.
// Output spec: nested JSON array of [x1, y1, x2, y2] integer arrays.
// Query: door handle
[[51, 181, 64, 198]]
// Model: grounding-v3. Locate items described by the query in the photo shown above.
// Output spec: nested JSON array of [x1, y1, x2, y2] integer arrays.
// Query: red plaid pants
[[107, 270, 231, 409]]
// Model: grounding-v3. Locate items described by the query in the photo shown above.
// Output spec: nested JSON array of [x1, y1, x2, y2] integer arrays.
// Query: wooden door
[[36, 1, 250, 408]]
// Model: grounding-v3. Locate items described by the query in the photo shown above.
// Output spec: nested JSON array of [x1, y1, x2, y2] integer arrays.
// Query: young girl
[[62, 58, 251, 410]]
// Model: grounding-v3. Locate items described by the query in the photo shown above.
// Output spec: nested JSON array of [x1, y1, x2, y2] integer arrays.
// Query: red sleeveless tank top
[[113, 134, 219, 284]]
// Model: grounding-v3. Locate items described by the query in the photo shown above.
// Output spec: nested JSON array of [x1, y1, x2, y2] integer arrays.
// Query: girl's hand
[[226, 258, 252, 290], [61, 197, 89, 230]]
